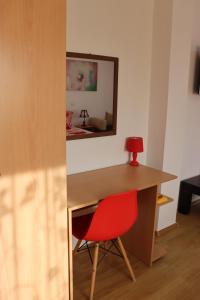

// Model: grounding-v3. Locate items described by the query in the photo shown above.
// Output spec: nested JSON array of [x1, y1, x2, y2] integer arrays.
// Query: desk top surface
[[67, 164, 176, 211]]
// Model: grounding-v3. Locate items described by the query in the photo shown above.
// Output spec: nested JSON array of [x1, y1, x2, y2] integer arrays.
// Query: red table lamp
[[126, 137, 144, 166]]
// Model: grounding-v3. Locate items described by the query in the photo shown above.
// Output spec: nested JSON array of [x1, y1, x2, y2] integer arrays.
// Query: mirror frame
[[66, 52, 118, 140]]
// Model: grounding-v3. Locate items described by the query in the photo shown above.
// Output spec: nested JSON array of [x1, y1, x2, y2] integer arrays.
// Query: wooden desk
[[67, 164, 176, 299]]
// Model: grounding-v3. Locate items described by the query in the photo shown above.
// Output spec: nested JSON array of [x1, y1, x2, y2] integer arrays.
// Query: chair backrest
[[84, 190, 138, 241]]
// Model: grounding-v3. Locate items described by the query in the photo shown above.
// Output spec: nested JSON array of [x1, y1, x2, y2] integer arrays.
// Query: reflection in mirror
[[66, 52, 118, 140]]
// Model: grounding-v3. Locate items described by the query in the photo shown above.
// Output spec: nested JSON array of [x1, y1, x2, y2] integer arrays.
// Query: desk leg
[[122, 186, 158, 266], [68, 209, 73, 300]]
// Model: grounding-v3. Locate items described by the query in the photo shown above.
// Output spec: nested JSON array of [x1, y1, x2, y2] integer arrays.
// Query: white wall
[[144, 0, 200, 231], [68, 59, 114, 126], [146, 0, 173, 170], [67, 0, 154, 174], [158, 0, 195, 230], [181, 0, 200, 179], [146, 0, 197, 230], [147, 0, 200, 230]]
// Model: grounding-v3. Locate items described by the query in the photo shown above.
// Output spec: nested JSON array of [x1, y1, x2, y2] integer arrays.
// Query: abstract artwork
[[67, 59, 97, 91]]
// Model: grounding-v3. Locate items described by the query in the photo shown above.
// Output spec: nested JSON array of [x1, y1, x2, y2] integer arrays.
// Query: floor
[[73, 203, 200, 300]]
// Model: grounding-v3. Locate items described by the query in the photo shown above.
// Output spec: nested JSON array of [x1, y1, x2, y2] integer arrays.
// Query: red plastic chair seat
[[72, 190, 138, 242]]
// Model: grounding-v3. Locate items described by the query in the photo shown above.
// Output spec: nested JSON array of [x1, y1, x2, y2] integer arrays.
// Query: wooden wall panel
[[0, 1, 68, 299]]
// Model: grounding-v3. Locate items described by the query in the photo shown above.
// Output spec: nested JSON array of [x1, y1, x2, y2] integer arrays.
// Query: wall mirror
[[66, 52, 118, 140]]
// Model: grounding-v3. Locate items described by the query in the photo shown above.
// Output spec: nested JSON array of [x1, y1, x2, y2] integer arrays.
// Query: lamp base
[[130, 160, 139, 167], [130, 152, 139, 167]]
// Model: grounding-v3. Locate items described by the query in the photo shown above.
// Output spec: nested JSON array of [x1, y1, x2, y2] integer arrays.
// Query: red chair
[[72, 189, 138, 300]]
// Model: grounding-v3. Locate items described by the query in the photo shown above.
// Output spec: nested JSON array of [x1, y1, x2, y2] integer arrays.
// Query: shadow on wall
[[0, 167, 68, 300]]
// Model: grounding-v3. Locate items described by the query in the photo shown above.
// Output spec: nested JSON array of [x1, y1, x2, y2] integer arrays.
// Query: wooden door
[[0, 1, 68, 299]]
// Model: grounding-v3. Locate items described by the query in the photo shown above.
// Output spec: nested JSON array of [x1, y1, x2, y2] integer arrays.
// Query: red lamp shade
[[126, 137, 144, 166]]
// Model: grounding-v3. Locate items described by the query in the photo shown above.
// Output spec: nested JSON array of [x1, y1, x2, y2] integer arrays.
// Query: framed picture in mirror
[[66, 52, 118, 140]]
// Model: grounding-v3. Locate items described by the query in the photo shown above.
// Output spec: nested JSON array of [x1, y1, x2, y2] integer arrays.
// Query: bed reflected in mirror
[[66, 52, 118, 140]]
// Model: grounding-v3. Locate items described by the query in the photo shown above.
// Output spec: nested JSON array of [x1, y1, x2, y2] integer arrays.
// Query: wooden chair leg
[[117, 237, 136, 281], [90, 243, 99, 300], [73, 239, 82, 255]]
